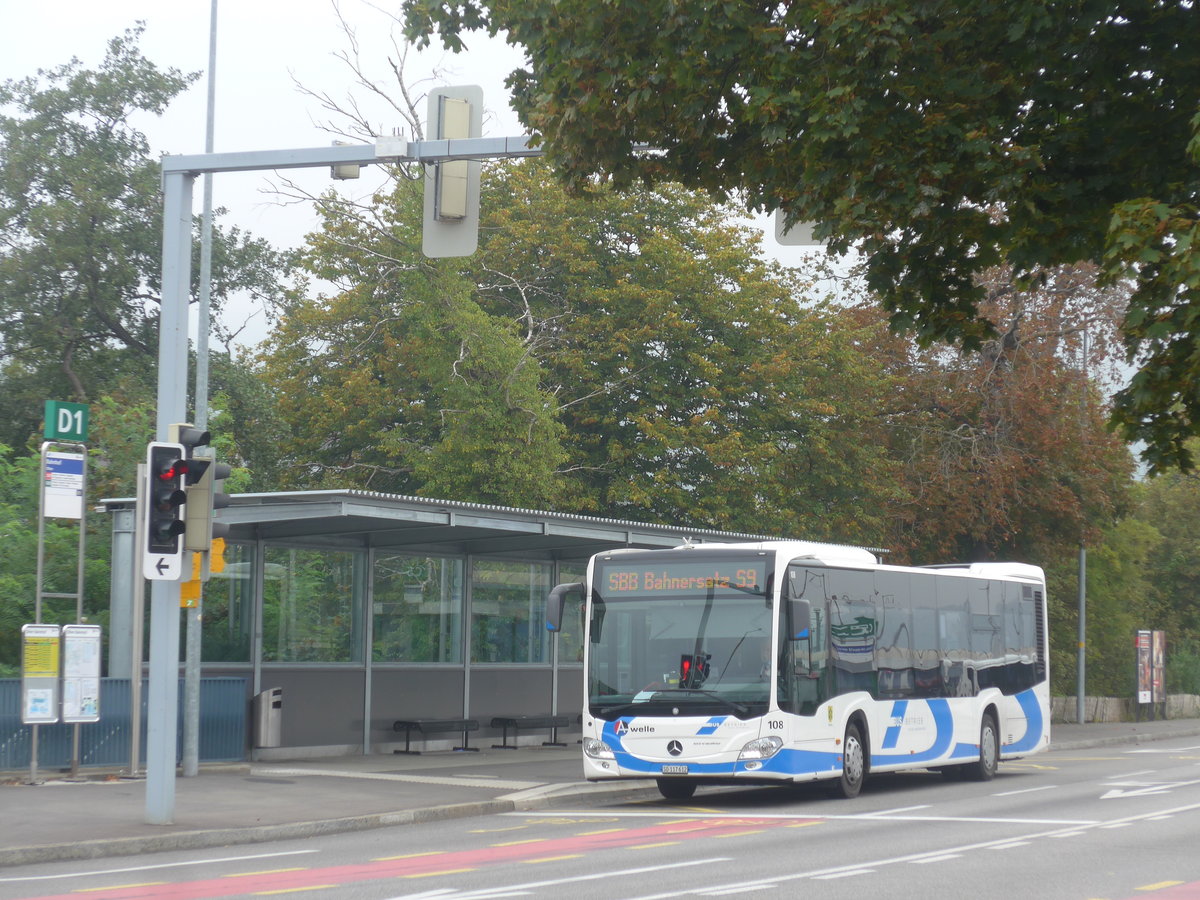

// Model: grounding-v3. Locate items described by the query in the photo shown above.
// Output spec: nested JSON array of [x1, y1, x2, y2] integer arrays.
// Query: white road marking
[[505, 809, 1098, 826], [992, 785, 1058, 797], [386, 858, 730, 900], [255, 766, 541, 791], [611, 801, 1200, 900], [1100, 776, 1200, 799], [0, 849, 316, 883], [910, 854, 962, 864], [859, 804, 930, 817]]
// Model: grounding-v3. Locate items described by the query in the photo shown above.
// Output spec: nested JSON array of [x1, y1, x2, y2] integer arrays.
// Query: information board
[[62, 624, 102, 723], [43, 451, 85, 520], [21, 624, 61, 724]]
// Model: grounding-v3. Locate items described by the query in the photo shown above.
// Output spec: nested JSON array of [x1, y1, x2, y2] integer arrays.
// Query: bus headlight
[[583, 737, 616, 760], [738, 736, 784, 760]]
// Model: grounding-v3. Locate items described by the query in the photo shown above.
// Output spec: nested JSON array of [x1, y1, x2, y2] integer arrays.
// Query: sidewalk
[[3, 718, 1199, 868]]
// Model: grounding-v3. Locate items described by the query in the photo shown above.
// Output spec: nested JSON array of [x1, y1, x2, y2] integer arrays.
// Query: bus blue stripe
[[873, 698, 954, 764], [881, 700, 908, 749], [1003, 689, 1045, 753]]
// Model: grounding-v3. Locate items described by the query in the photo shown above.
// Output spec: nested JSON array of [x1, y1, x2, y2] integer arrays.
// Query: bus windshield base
[[593, 689, 754, 720]]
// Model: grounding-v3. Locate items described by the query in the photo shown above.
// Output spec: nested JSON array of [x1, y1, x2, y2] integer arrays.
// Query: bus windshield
[[588, 553, 773, 720]]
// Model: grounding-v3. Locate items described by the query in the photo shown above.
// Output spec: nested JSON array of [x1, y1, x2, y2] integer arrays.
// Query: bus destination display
[[598, 559, 766, 598]]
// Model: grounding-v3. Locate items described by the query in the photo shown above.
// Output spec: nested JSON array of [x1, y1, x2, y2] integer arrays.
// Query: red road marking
[[18, 818, 810, 900]]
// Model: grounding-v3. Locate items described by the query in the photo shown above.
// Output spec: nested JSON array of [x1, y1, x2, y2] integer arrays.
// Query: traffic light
[[169, 423, 233, 555], [680, 653, 711, 688], [184, 454, 231, 553], [144, 441, 187, 580]]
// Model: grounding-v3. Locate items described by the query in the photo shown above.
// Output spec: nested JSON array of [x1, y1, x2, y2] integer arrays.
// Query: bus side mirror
[[788, 597, 812, 640], [546, 582, 584, 632]]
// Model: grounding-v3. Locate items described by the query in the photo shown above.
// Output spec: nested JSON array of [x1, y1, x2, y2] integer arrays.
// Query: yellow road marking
[[577, 828, 625, 835], [523, 855, 585, 864], [715, 830, 766, 838], [1137, 882, 1185, 891], [373, 851, 442, 861], [252, 887, 338, 896], [628, 841, 682, 849], [402, 868, 478, 878], [1004, 763, 1058, 770], [75, 884, 167, 893], [224, 868, 308, 878], [491, 838, 548, 846], [786, 821, 823, 828]]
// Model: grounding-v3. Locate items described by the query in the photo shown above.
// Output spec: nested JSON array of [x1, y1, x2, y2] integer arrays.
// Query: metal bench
[[490, 714, 572, 749], [392, 718, 480, 754]]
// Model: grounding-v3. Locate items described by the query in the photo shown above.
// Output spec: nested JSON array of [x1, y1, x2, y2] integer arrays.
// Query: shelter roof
[[102, 490, 780, 560]]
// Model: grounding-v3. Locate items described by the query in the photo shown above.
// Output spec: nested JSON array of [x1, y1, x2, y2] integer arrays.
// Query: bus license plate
[[661, 765, 689, 775]]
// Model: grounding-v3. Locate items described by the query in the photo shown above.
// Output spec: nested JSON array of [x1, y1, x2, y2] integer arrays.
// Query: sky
[[2, 0, 810, 348]]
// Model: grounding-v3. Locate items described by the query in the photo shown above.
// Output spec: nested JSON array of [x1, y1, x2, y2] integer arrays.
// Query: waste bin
[[253, 687, 283, 748]]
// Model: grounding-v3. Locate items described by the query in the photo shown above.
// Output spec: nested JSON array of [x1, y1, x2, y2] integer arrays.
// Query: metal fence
[[0, 677, 247, 771]]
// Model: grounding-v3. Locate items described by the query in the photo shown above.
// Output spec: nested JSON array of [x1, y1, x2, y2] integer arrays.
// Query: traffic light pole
[[150, 123, 539, 825], [146, 169, 193, 825]]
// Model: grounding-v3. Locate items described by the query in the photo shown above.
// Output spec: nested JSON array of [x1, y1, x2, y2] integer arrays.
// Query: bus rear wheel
[[831, 721, 866, 799], [656, 778, 697, 801], [968, 713, 1000, 781]]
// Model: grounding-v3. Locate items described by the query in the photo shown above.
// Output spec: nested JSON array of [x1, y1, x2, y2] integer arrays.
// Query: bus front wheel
[[832, 721, 866, 799], [969, 713, 1000, 781], [656, 778, 697, 801]]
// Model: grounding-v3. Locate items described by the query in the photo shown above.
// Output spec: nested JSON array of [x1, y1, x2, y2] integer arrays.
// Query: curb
[[1048, 724, 1200, 753], [0, 781, 665, 869]]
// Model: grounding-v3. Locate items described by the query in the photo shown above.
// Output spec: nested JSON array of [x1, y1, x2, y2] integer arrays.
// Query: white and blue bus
[[547, 540, 1049, 800]]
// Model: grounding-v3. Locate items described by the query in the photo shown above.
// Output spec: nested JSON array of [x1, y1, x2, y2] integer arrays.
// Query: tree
[[1045, 516, 1160, 698], [1136, 447, 1200, 640], [855, 262, 1135, 565], [471, 160, 899, 540], [0, 27, 291, 447], [262, 160, 900, 539], [260, 175, 567, 508], [403, 0, 1200, 471]]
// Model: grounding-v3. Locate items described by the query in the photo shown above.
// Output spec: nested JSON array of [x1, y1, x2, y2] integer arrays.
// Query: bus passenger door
[[779, 566, 827, 716]]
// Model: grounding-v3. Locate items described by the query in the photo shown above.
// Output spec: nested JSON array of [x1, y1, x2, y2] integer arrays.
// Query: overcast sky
[[3, 0, 807, 348], [2, 1, 529, 344]]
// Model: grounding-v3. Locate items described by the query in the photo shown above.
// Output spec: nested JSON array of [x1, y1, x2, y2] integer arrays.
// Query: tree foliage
[[261, 175, 566, 507], [0, 26, 291, 447], [403, 0, 1200, 471], [472, 161, 899, 539], [261, 161, 900, 539], [857, 262, 1135, 564], [1137, 448, 1200, 640]]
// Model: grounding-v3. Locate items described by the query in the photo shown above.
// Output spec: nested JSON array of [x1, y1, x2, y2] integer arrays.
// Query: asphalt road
[[3, 735, 1200, 900]]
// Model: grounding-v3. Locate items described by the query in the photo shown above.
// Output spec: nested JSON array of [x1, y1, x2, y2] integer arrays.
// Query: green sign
[[43, 401, 89, 442]]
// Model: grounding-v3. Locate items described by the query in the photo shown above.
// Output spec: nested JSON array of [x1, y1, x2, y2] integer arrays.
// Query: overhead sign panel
[[422, 85, 483, 258]]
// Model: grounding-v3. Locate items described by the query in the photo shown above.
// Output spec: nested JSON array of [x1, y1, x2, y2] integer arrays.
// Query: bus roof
[[676, 540, 880, 567], [651, 541, 1045, 582]]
